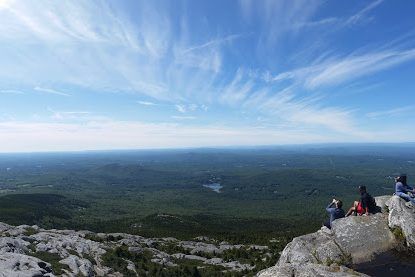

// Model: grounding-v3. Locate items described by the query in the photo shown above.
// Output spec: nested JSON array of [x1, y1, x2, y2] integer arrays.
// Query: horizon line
[[0, 141, 414, 155]]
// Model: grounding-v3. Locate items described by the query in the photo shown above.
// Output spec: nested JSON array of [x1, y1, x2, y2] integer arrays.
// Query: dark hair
[[359, 185, 367, 192], [396, 175, 407, 185], [336, 200, 343, 209]]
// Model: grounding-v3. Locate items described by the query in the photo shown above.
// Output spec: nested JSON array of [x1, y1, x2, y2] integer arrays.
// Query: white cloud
[[220, 69, 254, 106], [51, 111, 91, 120], [0, 118, 413, 153], [366, 106, 414, 118], [345, 0, 383, 26], [271, 48, 415, 90], [175, 104, 186, 113], [171, 116, 196, 120], [137, 101, 157, 106], [306, 49, 415, 89], [181, 34, 244, 54], [0, 0, 413, 152], [0, 119, 371, 153], [0, 89, 24, 94], [173, 103, 201, 114], [0, 0, 141, 49], [34, 86, 71, 96]]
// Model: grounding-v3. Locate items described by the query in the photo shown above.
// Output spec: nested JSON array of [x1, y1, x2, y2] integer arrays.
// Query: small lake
[[203, 183, 223, 193]]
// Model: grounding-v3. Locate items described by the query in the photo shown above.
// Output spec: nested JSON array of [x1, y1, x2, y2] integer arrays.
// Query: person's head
[[358, 185, 367, 194], [395, 174, 407, 185], [335, 200, 343, 209]]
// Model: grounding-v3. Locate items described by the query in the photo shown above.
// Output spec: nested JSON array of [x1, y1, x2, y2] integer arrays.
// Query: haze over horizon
[[0, 0, 414, 152]]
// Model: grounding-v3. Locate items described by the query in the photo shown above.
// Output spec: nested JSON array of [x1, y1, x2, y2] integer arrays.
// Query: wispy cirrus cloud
[[305, 49, 415, 89], [0, 0, 414, 151], [137, 101, 158, 106], [0, 0, 234, 102], [34, 86, 71, 97], [174, 104, 199, 114], [220, 68, 254, 106], [345, 0, 383, 26], [181, 34, 245, 54], [171, 115, 196, 120], [270, 47, 415, 90], [366, 106, 414, 118], [0, 89, 24, 94], [217, 70, 364, 137], [292, 0, 384, 31]]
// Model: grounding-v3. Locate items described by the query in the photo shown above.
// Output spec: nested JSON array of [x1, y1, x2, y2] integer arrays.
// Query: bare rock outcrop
[[332, 213, 398, 263], [0, 252, 54, 277], [277, 228, 344, 266], [0, 223, 266, 276], [258, 262, 369, 277], [258, 194, 415, 277], [387, 195, 415, 247]]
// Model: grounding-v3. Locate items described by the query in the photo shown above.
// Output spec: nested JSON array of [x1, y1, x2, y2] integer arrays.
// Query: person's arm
[[326, 202, 335, 212], [397, 182, 414, 193], [402, 185, 413, 193], [396, 182, 407, 193], [361, 196, 369, 216]]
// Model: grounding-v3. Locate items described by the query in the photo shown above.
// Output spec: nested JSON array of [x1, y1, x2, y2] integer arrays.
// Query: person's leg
[[397, 192, 415, 204], [345, 207, 354, 217], [346, 201, 358, 216], [323, 219, 331, 229]]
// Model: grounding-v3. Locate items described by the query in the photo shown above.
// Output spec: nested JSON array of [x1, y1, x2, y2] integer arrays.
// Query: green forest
[[0, 144, 414, 275]]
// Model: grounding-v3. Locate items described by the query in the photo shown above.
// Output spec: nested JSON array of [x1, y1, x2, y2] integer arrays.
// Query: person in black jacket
[[345, 186, 378, 216]]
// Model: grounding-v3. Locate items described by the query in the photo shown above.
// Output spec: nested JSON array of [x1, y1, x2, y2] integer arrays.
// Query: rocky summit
[[257, 195, 415, 277], [0, 221, 271, 276]]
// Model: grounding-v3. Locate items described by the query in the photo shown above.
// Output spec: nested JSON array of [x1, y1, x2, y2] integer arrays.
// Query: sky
[[0, 0, 414, 152]]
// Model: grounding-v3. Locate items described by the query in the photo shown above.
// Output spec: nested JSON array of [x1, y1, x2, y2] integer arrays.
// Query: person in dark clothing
[[345, 186, 377, 216], [395, 174, 415, 206], [324, 198, 345, 229]]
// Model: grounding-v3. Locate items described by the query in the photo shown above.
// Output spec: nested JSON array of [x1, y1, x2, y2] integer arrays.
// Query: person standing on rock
[[324, 198, 345, 229], [395, 174, 415, 207], [345, 186, 377, 216]]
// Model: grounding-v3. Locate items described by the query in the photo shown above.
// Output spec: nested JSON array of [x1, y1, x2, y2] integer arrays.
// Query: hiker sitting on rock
[[346, 186, 377, 216], [324, 198, 345, 229], [395, 174, 415, 207]]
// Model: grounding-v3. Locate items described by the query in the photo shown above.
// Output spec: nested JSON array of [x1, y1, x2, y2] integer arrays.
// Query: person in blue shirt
[[395, 174, 415, 205], [324, 198, 345, 229]]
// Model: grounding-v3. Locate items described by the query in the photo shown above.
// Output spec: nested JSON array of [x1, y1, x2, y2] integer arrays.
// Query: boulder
[[331, 213, 398, 263], [257, 262, 369, 277], [375, 195, 391, 212], [277, 228, 344, 265], [0, 223, 12, 233], [0, 237, 29, 254], [59, 255, 94, 276], [386, 195, 415, 247], [0, 252, 54, 277]]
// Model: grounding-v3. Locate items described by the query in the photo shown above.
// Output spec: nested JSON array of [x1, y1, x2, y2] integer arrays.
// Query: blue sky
[[0, 0, 414, 152]]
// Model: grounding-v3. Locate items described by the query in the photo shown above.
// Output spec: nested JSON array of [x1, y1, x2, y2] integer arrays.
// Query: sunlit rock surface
[[0, 222, 264, 276], [258, 194, 415, 277], [387, 195, 415, 247], [332, 213, 397, 263]]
